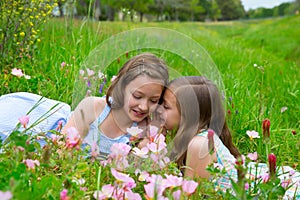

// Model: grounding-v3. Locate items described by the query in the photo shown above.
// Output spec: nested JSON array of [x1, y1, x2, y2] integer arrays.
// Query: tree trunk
[[107, 6, 115, 21], [140, 12, 143, 22], [94, 0, 101, 20]]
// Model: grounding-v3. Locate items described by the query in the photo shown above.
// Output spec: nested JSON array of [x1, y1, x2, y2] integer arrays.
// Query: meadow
[[1, 15, 299, 199]]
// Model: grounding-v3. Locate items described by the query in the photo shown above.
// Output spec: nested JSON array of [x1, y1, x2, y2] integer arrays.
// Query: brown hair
[[168, 76, 240, 168], [106, 53, 169, 109]]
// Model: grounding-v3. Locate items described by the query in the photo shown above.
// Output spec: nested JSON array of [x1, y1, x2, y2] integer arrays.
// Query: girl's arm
[[62, 96, 106, 138], [185, 136, 217, 178]]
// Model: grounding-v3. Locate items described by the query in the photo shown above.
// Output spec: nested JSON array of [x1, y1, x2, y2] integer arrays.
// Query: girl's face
[[123, 75, 164, 122], [161, 89, 180, 131]]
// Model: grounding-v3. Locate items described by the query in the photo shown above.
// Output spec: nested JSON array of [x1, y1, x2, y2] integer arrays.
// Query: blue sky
[[240, 0, 295, 10]]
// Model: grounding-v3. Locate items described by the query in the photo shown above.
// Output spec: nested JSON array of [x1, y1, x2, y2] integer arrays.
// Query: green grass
[[1, 15, 299, 169]]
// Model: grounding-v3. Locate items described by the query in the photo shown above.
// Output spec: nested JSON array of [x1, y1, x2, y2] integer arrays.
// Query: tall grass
[[1, 15, 299, 169]]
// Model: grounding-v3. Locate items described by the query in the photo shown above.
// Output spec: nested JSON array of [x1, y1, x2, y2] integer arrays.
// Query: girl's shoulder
[[78, 96, 106, 110], [188, 134, 210, 159]]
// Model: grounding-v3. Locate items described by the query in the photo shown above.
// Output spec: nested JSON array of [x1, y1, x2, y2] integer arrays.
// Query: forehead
[[126, 75, 164, 93], [163, 89, 177, 104]]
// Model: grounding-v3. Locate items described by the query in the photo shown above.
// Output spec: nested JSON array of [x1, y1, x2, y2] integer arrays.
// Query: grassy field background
[[1, 15, 299, 169]]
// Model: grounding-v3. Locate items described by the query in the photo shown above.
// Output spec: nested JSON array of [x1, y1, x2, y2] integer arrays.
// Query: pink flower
[[23, 159, 40, 170], [60, 189, 69, 200], [125, 191, 142, 200], [17, 146, 25, 152], [137, 171, 150, 182], [247, 152, 258, 161], [18, 115, 29, 128], [172, 190, 181, 200], [244, 182, 249, 190], [164, 174, 183, 188], [262, 173, 270, 183], [281, 179, 290, 189], [86, 68, 95, 76], [11, 68, 24, 77], [111, 75, 117, 82], [246, 130, 260, 140], [0, 191, 12, 200], [91, 142, 100, 158], [145, 174, 166, 197], [61, 62, 66, 67], [93, 184, 114, 200], [56, 120, 63, 131], [149, 125, 159, 137], [110, 143, 131, 157], [66, 127, 81, 149], [132, 147, 149, 158], [147, 134, 167, 154], [127, 126, 143, 137], [79, 69, 85, 76], [144, 182, 166, 199], [111, 168, 135, 184], [182, 180, 198, 195]]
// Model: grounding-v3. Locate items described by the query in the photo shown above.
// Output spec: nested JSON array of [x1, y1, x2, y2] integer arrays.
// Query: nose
[[138, 99, 148, 112]]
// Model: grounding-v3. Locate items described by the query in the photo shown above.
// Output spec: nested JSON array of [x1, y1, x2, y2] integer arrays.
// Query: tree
[[133, 0, 154, 22], [216, 0, 245, 20]]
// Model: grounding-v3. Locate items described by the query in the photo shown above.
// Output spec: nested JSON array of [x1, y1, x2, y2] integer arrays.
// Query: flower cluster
[[78, 68, 107, 97], [0, 0, 59, 67]]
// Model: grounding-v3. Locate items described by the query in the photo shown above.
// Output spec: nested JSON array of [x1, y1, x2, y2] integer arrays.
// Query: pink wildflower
[[245, 182, 249, 190], [246, 130, 260, 140], [262, 173, 270, 183], [111, 75, 117, 82], [164, 174, 183, 188], [93, 184, 114, 200], [56, 120, 63, 131], [23, 159, 40, 170], [182, 180, 198, 195], [79, 69, 85, 76], [65, 127, 81, 149], [91, 142, 100, 158], [110, 143, 131, 157], [60, 189, 69, 200], [172, 190, 181, 200], [125, 191, 142, 200], [18, 115, 29, 128], [132, 147, 149, 158], [61, 62, 66, 67], [0, 191, 12, 200], [11, 68, 24, 77], [281, 179, 290, 189], [86, 68, 95, 76], [247, 152, 258, 161], [127, 126, 143, 137], [111, 168, 135, 184]]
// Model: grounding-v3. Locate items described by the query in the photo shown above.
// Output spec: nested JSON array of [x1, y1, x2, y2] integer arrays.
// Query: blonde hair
[[168, 76, 240, 168], [106, 53, 169, 109]]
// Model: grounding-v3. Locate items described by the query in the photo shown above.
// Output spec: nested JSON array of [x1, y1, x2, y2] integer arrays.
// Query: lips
[[132, 109, 146, 118]]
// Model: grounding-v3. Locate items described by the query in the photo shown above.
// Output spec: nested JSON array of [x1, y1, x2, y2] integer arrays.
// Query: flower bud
[[262, 119, 270, 141], [268, 153, 276, 178]]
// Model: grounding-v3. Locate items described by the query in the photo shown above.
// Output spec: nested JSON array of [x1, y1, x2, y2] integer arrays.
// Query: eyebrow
[[133, 90, 161, 99]]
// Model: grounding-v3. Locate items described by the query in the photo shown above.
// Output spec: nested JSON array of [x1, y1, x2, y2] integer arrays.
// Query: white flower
[[280, 106, 288, 113], [132, 147, 149, 158], [127, 126, 143, 137], [246, 130, 260, 140]]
